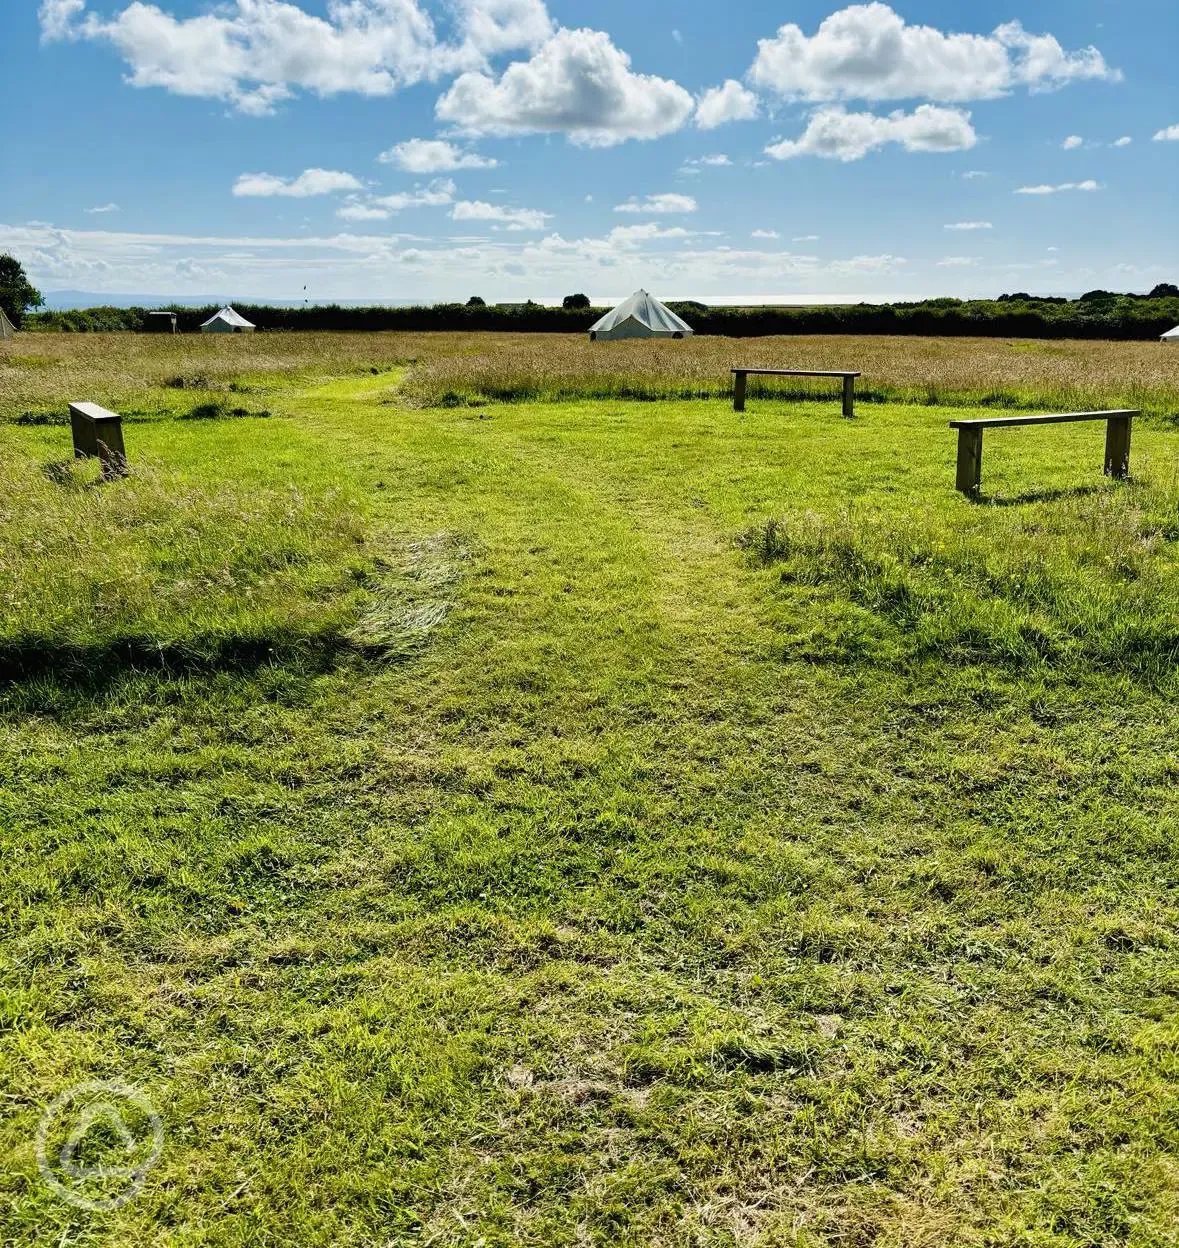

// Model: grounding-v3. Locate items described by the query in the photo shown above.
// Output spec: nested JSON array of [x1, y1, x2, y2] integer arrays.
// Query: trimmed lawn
[[3, 361, 1179, 1246]]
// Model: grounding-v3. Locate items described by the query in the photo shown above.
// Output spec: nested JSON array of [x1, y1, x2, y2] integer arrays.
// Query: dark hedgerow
[[22, 292, 1179, 341]]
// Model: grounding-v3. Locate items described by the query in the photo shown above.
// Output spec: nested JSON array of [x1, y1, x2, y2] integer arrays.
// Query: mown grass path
[[3, 371, 1178, 1246]]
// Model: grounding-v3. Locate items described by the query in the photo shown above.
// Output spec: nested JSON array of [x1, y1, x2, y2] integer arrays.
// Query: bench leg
[[955, 428, 982, 497], [842, 375, 855, 418], [733, 371, 747, 413], [70, 410, 97, 459], [1104, 415, 1131, 479]]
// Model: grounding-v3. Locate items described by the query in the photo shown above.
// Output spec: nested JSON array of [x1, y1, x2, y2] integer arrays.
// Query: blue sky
[[2, 0, 1176, 302]]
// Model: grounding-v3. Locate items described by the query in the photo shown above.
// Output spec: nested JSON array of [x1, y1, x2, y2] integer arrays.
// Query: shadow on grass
[[41, 459, 105, 491], [0, 630, 351, 693], [973, 483, 1112, 507]]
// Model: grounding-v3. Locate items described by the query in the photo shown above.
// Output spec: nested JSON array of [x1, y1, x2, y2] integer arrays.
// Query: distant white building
[[589, 290, 693, 341], [201, 306, 256, 334], [1162, 325, 1179, 344]]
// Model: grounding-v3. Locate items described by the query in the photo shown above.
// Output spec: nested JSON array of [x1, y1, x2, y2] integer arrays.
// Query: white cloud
[[25, 216, 1168, 305], [451, 200, 550, 229], [435, 26, 694, 146], [39, 0, 85, 41], [793, 234, 820, 242], [37, 0, 551, 114], [452, 0, 553, 58], [373, 178, 457, 209], [608, 223, 691, 246], [937, 255, 980, 267], [84, 203, 120, 214], [338, 177, 458, 219], [614, 193, 697, 215], [679, 154, 731, 175], [1014, 180, 1101, 194], [765, 105, 976, 161], [1112, 136, 1132, 147], [336, 202, 393, 221], [751, 229, 779, 239], [827, 253, 907, 275], [695, 80, 760, 129], [233, 168, 364, 198], [945, 221, 992, 230], [749, 4, 1119, 103], [1, 217, 932, 303], [1154, 124, 1179, 142], [1062, 134, 1083, 149], [379, 138, 497, 172], [961, 169, 988, 179]]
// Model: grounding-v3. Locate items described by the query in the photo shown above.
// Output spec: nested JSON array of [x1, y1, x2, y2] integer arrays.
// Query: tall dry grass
[[400, 333, 1179, 417], [3, 331, 1177, 422], [0, 332, 418, 422]]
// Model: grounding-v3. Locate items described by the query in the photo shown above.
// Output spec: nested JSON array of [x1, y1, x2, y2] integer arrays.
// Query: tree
[[562, 293, 591, 310], [1148, 282, 1179, 299], [0, 254, 42, 327], [466, 295, 486, 307]]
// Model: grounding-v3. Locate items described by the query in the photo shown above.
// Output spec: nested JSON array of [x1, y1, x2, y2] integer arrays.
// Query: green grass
[[3, 357, 1179, 1246]]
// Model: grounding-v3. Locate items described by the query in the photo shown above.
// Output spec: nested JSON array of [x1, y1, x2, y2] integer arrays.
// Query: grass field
[[3, 332, 1179, 1246]]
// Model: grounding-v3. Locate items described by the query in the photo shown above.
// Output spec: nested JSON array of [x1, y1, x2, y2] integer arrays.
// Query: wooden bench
[[69, 401, 127, 479], [948, 410, 1137, 497], [733, 368, 860, 418]]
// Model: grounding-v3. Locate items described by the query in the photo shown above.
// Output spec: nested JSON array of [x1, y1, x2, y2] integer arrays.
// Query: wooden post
[[955, 427, 982, 496], [69, 402, 127, 480], [1104, 414, 1132, 479], [842, 374, 855, 418], [70, 406, 99, 460], [733, 370, 747, 413]]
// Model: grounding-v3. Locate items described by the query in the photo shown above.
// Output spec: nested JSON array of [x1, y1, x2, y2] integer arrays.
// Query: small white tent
[[201, 306, 256, 334], [0, 308, 15, 340], [1162, 325, 1179, 344], [589, 290, 693, 341]]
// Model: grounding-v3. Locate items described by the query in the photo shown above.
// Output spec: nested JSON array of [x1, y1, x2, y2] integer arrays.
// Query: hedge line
[[24, 296, 1179, 340]]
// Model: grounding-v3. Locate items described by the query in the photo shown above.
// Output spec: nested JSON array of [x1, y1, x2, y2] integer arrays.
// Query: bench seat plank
[[732, 368, 860, 378], [949, 410, 1137, 430]]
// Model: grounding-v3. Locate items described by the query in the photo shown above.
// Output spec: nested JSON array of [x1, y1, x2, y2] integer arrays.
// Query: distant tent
[[201, 306, 256, 334], [589, 290, 693, 341], [0, 308, 15, 340], [1162, 325, 1179, 344]]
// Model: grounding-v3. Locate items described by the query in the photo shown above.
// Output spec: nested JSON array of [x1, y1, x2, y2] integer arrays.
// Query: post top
[[69, 401, 121, 422]]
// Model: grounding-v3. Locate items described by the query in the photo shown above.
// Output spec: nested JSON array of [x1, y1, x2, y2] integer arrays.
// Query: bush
[[21, 293, 1179, 341]]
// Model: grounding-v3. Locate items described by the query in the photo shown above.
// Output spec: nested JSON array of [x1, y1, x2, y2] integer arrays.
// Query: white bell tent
[[589, 291, 693, 341], [201, 306, 256, 334]]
